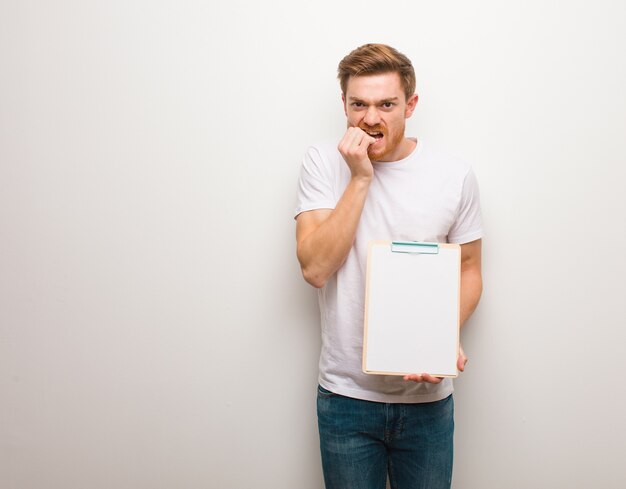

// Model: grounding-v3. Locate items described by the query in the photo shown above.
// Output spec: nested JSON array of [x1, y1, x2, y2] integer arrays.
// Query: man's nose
[[362, 106, 380, 126]]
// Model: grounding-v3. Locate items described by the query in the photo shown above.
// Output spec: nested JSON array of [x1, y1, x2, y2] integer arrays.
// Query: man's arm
[[296, 128, 375, 288], [404, 238, 483, 383], [459, 238, 483, 328]]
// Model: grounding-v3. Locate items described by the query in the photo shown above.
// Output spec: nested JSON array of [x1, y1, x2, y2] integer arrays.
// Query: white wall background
[[2, 1, 625, 488]]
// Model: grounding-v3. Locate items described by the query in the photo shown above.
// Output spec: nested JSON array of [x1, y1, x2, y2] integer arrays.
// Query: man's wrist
[[350, 174, 373, 186]]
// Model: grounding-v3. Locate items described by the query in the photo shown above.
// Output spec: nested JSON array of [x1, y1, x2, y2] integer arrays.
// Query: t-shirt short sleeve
[[294, 146, 337, 218], [447, 167, 484, 244]]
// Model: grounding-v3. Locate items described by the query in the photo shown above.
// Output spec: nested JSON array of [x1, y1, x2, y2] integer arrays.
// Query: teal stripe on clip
[[390, 241, 439, 254]]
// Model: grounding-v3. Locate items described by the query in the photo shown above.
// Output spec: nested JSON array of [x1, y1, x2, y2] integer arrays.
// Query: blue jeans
[[317, 385, 454, 489]]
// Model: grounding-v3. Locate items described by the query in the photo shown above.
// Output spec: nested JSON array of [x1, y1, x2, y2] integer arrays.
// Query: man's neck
[[384, 137, 417, 162]]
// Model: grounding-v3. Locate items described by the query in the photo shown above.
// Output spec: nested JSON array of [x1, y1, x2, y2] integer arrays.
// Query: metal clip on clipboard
[[390, 241, 439, 254]]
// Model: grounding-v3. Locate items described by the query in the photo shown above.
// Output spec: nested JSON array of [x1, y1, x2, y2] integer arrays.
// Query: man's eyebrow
[[348, 96, 400, 103]]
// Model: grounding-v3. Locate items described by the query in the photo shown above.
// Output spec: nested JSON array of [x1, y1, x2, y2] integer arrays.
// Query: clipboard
[[362, 240, 461, 378]]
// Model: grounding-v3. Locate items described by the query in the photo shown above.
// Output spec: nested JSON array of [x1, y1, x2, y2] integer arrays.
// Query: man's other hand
[[403, 345, 468, 384]]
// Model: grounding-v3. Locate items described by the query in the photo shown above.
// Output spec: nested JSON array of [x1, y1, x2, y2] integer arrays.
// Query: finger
[[457, 352, 468, 372], [339, 127, 362, 147], [421, 373, 443, 384], [340, 128, 367, 154], [356, 129, 376, 147], [363, 135, 376, 147], [403, 373, 443, 384], [403, 373, 424, 383], [338, 128, 356, 153], [347, 127, 375, 148], [351, 128, 375, 149]]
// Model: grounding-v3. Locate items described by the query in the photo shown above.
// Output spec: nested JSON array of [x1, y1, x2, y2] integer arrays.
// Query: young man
[[294, 44, 483, 489]]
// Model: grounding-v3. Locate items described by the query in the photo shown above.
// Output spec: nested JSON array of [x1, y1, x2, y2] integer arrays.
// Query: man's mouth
[[364, 130, 384, 141]]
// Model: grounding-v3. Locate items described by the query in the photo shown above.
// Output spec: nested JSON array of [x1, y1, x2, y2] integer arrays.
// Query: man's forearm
[[297, 176, 371, 288], [460, 266, 482, 327]]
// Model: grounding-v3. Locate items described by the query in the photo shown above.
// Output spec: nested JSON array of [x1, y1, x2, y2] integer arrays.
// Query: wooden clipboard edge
[[364, 369, 458, 378], [361, 240, 383, 376], [444, 242, 462, 380], [362, 241, 461, 379]]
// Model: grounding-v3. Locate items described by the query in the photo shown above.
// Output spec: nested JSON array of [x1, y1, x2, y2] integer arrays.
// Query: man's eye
[[352, 102, 364, 107], [382, 102, 394, 108]]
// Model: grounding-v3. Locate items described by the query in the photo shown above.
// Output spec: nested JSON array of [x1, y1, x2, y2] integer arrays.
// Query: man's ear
[[341, 93, 347, 116], [405, 94, 419, 118]]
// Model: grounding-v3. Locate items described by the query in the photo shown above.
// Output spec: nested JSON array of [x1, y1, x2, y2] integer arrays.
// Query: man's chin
[[367, 146, 387, 161]]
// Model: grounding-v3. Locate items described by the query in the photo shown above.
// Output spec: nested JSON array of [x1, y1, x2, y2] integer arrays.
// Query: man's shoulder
[[418, 140, 473, 176], [302, 139, 345, 174], [305, 138, 342, 159]]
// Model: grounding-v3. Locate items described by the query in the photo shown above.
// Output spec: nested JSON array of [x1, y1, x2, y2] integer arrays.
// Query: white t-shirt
[[295, 138, 483, 403]]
